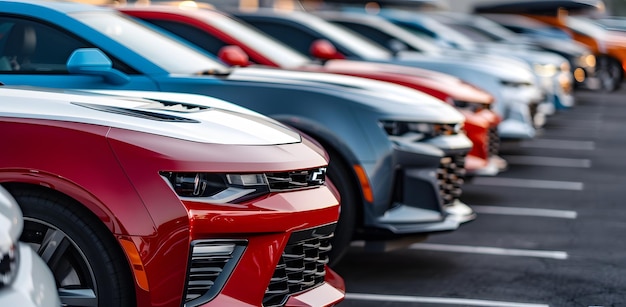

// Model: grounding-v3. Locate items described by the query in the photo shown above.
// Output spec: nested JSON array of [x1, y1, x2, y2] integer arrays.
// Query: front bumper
[[130, 185, 343, 307], [363, 134, 474, 237], [497, 84, 542, 139]]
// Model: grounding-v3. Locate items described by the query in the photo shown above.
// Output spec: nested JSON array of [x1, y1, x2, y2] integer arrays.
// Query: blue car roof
[[0, 0, 109, 14]]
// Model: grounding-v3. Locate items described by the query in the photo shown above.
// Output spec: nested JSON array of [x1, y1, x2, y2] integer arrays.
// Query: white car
[[0, 186, 60, 307]]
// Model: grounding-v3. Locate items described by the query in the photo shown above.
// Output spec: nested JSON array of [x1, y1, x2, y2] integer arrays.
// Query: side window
[[143, 19, 228, 56], [332, 22, 414, 52], [0, 17, 92, 73], [246, 21, 318, 56]]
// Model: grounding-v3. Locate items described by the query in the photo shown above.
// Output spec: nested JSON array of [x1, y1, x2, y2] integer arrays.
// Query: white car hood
[[0, 87, 301, 145]]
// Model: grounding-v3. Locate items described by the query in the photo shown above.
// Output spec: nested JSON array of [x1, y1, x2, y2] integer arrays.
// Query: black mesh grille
[[184, 240, 246, 306], [263, 224, 335, 307], [437, 155, 466, 207], [488, 126, 500, 157], [266, 167, 326, 191]]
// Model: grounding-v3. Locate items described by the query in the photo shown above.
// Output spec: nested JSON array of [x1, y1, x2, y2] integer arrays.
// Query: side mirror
[[66, 48, 129, 85], [218, 45, 249, 67], [310, 39, 343, 60], [388, 39, 409, 55]]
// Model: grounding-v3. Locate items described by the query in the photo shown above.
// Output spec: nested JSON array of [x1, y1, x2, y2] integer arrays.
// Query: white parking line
[[409, 243, 568, 260], [472, 205, 578, 219], [471, 177, 584, 190], [345, 293, 550, 307], [504, 155, 591, 168], [519, 139, 595, 150]]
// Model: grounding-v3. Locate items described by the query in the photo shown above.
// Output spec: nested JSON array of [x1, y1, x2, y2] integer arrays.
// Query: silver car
[[0, 186, 59, 307]]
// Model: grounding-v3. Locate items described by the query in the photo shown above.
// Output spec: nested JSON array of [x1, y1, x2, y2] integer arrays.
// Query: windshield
[[300, 13, 392, 60], [205, 12, 310, 67], [72, 11, 230, 74]]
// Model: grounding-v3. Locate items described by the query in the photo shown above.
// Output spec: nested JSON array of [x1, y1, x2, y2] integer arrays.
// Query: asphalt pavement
[[334, 84, 626, 307]]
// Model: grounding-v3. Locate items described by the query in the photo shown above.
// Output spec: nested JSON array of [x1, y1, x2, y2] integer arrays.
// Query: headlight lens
[[0, 243, 19, 288], [533, 63, 558, 77], [161, 172, 269, 203], [585, 54, 596, 67], [380, 120, 463, 138], [161, 168, 326, 204], [452, 100, 491, 113]]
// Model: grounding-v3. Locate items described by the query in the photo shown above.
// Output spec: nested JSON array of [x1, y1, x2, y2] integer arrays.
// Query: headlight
[[161, 168, 326, 203], [584, 54, 596, 67], [0, 243, 19, 288], [379, 120, 463, 138], [560, 61, 571, 72], [452, 100, 491, 113], [500, 80, 533, 87], [533, 63, 558, 77]]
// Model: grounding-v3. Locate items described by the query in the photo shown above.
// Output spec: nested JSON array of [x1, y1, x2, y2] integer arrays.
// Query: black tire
[[598, 56, 623, 92], [11, 187, 135, 307], [326, 151, 359, 268]]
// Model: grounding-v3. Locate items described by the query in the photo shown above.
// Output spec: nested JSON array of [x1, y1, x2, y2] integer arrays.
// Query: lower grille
[[263, 223, 335, 307], [183, 240, 247, 306], [437, 155, 466, 207], [529, 101, 540, 128], [488, 126, 500, 157]]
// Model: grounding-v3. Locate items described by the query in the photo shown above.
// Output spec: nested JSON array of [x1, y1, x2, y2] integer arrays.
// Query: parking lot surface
[[334, 85, 626, 307]]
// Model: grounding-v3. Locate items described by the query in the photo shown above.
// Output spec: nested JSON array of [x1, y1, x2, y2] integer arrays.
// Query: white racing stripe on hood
[[0, 87, 301, 145]]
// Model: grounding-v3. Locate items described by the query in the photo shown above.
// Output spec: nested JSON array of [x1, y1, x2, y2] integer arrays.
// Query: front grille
[[437, 155, 466, 207], [183, 240, 247, 306], [266, 167, 326, 191], [488, 126, 500, 157], [263, 223, 335, 307]]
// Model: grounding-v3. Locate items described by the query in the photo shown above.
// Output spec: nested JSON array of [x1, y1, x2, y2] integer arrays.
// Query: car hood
[[0, 87, 301, 145], [319, 59, 494, 103], [228, 67, 465, 123], [0, 187, 22, 251], [396, 50, 536, 83], [475, 43, 569, 65]]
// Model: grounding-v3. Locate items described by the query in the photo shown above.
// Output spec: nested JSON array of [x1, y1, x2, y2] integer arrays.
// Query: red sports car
[[0, 86, 344, 307], [119, 3, 505, 175]]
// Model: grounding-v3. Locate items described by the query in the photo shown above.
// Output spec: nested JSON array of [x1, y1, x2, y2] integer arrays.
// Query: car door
[[0, 16, 159, 90]]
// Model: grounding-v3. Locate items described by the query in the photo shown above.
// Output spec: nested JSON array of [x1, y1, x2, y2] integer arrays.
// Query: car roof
[[0, 0, 108, 13]]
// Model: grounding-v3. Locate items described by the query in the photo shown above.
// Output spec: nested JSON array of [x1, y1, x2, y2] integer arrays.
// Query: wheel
[[597, 56, 623, 92], [326, 152, 359, 268], [10, 187, 135, 307]]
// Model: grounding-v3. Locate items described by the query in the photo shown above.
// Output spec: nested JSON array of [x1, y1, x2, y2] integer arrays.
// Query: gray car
[[0, 186, 60, 307]]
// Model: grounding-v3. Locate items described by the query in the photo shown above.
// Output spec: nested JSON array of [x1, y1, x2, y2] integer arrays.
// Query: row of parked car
[[0, 0, 618, 306]]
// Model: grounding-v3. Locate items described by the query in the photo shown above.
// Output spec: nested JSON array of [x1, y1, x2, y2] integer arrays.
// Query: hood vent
[[73, 102, 200, 123]]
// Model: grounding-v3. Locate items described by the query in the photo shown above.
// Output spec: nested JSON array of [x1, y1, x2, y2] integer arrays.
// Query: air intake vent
[[140, 99, 211, 113], [183, 240, 246, 306], [73, 102, 199, 122], [263, 223, 335, 307]]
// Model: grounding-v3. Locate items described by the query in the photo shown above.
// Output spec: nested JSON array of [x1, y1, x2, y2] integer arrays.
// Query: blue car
[[0, 0, 474, 286]]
